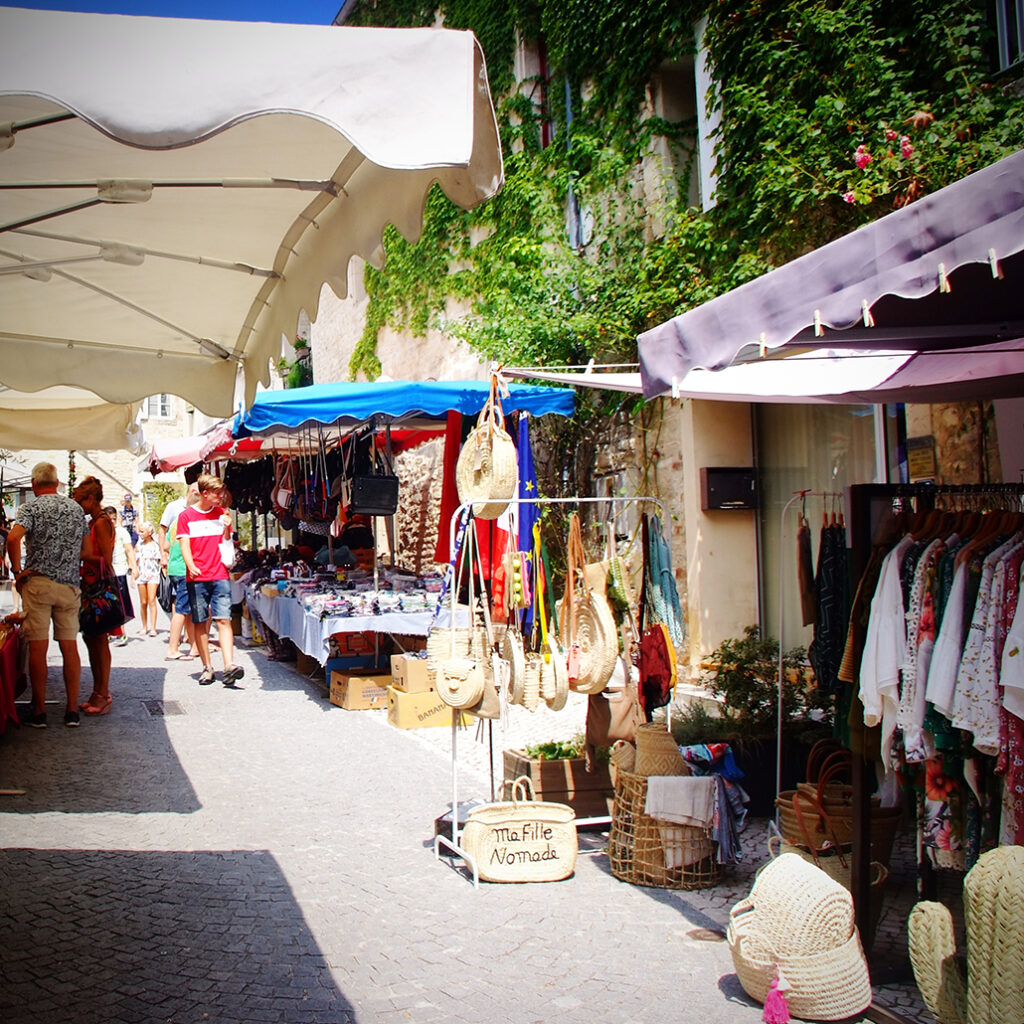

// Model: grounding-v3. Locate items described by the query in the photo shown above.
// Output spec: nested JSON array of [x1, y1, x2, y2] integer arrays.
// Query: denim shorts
[[169, 575, 191, 617], [186, 578, 232, 623]]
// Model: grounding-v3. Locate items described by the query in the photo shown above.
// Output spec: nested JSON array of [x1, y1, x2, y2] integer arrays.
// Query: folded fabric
[[645, 775, 716, 827]]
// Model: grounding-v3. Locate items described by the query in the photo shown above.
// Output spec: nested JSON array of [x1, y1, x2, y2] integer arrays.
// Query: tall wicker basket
[[609, 769, 721, 890]]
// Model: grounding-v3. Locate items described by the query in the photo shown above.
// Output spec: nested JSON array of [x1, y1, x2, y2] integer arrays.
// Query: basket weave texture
[[608, 769, 720, 890], [634, 722, 690, 777], [455, 422, 518, 520], [728, 852, 872, 1021]]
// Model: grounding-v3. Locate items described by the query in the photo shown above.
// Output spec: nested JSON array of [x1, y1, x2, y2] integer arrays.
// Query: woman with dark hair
[[74, 475, 116, 715]]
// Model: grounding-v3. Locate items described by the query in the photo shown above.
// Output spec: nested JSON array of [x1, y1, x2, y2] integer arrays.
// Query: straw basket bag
[[633, 722, 689, 777], [461, 777, 578, 883], [501, 628, 527, 705], [455, 382, 518, 520], [558, 514, 618, 695], [728, 852, 872, 1021], [436, 656, 487, 709]]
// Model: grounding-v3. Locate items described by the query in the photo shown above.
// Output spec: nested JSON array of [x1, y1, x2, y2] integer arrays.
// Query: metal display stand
[[434, 494, 671, 885]]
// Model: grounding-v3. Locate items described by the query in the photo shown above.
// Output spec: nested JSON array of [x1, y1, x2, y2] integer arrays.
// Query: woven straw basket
[[436, 656, 487, 709], [540, 640, 569, 711], [728, 914, 871, 1021], [461, 777, 577, 883], [633, 722, 689, 776], [557, 592, 619, 695], [522, 652, 542, 712], [455, 421, 518, 520]]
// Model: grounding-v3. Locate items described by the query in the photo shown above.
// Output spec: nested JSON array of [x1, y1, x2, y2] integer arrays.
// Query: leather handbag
[[350, 446, 399, 517]]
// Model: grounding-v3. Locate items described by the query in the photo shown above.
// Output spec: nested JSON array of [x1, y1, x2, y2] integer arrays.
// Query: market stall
[[213, 379, 576, 671]]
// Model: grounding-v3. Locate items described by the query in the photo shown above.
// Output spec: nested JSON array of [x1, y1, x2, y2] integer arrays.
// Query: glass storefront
[[755, 403, 882, 651]]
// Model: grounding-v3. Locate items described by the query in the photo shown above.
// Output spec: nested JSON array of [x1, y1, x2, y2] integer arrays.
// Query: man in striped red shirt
[[177, 473, 243, 687]]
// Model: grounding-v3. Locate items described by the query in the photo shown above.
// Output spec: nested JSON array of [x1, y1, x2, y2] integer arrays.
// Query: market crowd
[[5, 463, 244, 727]]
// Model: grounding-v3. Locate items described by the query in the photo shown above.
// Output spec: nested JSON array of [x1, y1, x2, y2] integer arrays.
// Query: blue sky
[[1, 0, 344, 23]]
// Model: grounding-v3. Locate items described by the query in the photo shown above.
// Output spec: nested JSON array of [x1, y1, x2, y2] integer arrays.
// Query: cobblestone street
[[1, 609, 937, 1024]]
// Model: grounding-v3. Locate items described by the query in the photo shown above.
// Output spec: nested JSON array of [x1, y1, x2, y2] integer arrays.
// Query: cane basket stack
[[608, 769, 720, 890]]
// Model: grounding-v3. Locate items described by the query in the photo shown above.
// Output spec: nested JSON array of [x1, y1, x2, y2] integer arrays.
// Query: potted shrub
[[672, 626, 832, 815], [503, 735, 613, 818]]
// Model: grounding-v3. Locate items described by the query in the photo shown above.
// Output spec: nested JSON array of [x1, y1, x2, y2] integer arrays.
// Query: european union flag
[[517, 413, 539, 554]]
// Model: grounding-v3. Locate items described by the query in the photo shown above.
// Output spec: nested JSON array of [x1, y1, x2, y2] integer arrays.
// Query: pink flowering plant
[[841, 117, 928, 207]]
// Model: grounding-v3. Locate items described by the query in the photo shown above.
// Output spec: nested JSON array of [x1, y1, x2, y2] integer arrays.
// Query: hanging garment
[[998, 557, 1024, 843], [433, 412, 462, 565], [808, 522, 850, 695], [797, 516, 816, 627], [860, 534, 914, 769]]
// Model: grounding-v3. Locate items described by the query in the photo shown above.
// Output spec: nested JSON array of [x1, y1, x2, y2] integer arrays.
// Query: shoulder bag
[[80, 557, 129, 636]]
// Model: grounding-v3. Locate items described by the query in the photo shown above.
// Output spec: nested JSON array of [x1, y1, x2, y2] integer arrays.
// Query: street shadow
[[0, 848, 357, 1024], [0, 667, 201, 814]]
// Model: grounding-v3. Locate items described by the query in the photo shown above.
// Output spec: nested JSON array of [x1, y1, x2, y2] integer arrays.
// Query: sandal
[[79, 691, 102, 712], [82, 694, 113, 716]]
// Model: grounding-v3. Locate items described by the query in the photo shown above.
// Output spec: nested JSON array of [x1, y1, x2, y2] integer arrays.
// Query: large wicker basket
[[608, 769, 720, 889]]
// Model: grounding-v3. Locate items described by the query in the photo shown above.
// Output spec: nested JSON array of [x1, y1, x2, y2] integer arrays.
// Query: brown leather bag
[[584, 657, 643, 768]]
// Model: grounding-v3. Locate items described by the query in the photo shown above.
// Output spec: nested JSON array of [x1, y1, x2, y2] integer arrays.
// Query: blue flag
[[517, 414, 539, 554]]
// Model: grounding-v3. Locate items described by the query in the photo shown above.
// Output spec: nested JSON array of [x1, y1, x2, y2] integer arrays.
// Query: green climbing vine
[[345, 0, 1023, 388]]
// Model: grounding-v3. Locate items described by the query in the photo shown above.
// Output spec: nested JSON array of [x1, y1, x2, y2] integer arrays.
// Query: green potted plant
[[503, 734, 613, 817], [672, 626, 832, 815]]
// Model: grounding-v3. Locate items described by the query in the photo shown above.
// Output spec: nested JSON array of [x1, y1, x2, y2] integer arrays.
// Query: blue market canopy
[[234, 380, 575, 437]]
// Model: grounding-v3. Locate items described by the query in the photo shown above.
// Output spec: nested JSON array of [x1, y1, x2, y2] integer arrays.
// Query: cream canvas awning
[[0, 7, 503, 417], [0, 384, 142, 451]]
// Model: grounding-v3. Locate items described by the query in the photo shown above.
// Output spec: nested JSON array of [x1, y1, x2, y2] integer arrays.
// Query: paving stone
[[0, 623, 935, 1024]]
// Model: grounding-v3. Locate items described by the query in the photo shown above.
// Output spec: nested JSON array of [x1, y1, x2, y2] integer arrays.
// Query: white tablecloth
[[245, 587, 464, 663]]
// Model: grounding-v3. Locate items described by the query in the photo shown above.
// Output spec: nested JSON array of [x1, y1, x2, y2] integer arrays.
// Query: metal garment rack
[[775, 489, 845, 820], [434, 494, 670, 886]]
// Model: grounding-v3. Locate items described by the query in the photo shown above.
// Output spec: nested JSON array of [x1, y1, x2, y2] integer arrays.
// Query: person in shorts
[[5, 462, 88, 727], [177, 473, 243, 686], [161, 483, 199, 660]]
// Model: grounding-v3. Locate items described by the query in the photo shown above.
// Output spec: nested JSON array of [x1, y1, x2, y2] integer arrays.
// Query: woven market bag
[[728, 911, 872, 1021], [455, 381, 518, 520], [461, 777, 578, 883], [634, 722, 689, 777]]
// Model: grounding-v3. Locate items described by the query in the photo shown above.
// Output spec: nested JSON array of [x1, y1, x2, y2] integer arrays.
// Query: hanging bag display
[[636, 514, 678, 715], [350, 440, 399, 517], [556, 513, 618, 694], [156, 569, 174, 614], [455, 375, 518, 520], [80, 557, 129, 636]]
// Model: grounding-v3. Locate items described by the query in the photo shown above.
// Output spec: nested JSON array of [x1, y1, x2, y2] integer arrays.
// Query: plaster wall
[[675, 399, 758, 676], [310, 264, 489, 384]]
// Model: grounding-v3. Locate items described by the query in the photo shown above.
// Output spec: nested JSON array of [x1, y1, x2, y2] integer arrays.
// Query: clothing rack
[[435, 494, 670, 887], [845, 481, 1024, 944]]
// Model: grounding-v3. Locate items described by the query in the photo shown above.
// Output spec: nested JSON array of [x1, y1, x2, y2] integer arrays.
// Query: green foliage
[[524, 733, 610, 761], [142, 482, 183, 528], [699, 625, 829, 738], [346, 0, 1023, 379]]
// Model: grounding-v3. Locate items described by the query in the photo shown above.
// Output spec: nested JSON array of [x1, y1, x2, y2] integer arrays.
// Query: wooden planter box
[[503, 749, 614, 819]]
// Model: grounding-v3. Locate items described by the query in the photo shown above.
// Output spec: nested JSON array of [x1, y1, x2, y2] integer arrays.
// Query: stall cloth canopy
[[0, 385, 142, 451], [0, 7, 503, 418], [233, 380, 576, 438], [639, 148, 1024, 401]]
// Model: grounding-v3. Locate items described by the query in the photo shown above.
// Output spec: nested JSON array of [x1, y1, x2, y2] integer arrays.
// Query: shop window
[[754, 403, 879, 650], [143, 394, 172, 420], [994, 0, 1024, 71]]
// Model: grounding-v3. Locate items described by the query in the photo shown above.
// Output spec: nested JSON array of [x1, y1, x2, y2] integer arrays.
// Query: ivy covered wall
[[345, 0, 1023, 390]]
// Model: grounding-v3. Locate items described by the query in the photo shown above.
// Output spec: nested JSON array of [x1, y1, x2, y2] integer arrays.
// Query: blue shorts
[[186, 578, 232, 624], [169, 575, 191, 617]]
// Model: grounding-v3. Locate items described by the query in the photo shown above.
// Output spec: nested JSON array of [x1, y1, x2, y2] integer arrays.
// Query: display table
[[0, 626, 23, 735], [245, 587, 465, 663]]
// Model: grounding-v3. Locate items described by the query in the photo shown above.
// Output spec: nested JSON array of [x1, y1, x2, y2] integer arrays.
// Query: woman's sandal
[[79, 691, 102, 712], [82, 694, 113, 716]]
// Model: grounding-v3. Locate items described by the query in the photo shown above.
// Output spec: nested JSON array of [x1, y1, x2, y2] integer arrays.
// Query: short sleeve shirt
[[120, 504, 137, 530], [16, 493, 86, 587], [177, 504, 228, 581]]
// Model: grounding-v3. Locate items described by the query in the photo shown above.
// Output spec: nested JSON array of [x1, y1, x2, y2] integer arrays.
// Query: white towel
[[645, 775, 716, 827]]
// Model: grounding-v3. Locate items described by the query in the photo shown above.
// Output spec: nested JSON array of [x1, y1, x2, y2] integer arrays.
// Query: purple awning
[[639, 149, 1024, 401]]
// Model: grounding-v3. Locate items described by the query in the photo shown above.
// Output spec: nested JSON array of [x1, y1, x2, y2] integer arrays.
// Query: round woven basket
[[455, 423, 518, 520], [634, 722, 689, 777], [436, 656, 486, 709], [747, 852, 855, 956], [501, 629, 526, 705], [522, 653, 542, 712], [557, 592, 619, 695], [541, 641, 569, 711]]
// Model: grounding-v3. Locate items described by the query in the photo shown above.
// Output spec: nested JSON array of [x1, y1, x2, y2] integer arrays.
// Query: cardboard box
[[329, 671, 390, 711], [386, 686, 468, 730], [295, 651, 321, 677], [390, 633, 427, 653], [390, 653, 432, 694], [324, 655, 376, 687]]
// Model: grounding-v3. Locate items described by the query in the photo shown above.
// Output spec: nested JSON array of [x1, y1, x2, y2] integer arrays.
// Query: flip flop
[[165, 652, 188, 660]]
